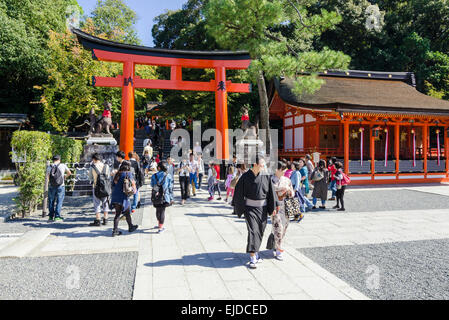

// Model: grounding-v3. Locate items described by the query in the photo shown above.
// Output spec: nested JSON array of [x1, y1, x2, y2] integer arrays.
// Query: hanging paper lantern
[[400, 131, 407, 142]]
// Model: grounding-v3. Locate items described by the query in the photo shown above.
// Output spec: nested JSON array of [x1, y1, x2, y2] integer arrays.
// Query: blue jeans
[[189, 173, 198, 193], [313, 198, 326, 206], [48, 185, 65, 219], [132, 188, 139, 210], [329, 180, 337, 198]]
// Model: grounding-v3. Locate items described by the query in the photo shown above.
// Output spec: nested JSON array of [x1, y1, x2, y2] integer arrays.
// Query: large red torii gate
[[73, 29, 251, 160]]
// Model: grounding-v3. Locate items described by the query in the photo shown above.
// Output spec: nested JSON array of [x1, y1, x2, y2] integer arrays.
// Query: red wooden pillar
[[120, 61, 135, 159], [445, 126, 449, 176], [423, 124, 428, 176], [315, 122, 320, 149], [395, 124, 400, 175], [344, 121, 349, 174], [215, 67, 229, 160], [370, 124, 375, 176], [339, 123, 343, 155]]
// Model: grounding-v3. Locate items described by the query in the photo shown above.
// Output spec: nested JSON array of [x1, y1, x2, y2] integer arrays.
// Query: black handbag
[[266, 233, 275, 250]]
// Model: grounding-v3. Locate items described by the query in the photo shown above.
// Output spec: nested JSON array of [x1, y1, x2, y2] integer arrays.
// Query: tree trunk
[[257, 71, 271, 155]]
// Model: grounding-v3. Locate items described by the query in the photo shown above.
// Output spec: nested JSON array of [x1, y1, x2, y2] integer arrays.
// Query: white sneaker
[[248, 261, 257, 269], [158, 227, 165, 234], [255, 253, 263, 263], [275, 250, 284, 261]]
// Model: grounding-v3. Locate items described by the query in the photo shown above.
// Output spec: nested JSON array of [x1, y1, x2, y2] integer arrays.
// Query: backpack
[[151, 173, 167, 206], [137, 162, 145, 187], [122, 172, 135, 197], [131, 159, 144, 188], [93, 164, 111, 199], [49, 164, 64, 187]]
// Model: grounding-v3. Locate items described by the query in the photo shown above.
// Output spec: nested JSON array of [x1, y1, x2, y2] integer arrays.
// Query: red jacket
[[241, 114, 249, 121], [328, 165, 337, 181], [213, 165, 220, 180]]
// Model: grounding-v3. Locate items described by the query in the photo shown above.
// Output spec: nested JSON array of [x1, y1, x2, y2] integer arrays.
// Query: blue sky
[[76, 0, 186, 46]]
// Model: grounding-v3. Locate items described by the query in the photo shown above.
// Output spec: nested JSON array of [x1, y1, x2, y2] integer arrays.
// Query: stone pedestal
[[81, 135, 118, 167], [235, 138, 264, 164]]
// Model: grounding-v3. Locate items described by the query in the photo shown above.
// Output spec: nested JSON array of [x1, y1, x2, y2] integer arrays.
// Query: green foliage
[[37, 16, 157, 132], [10, 131, 52, 216], [50, 135, 84, 164], [151, 0, 259, 129], [0, 0, 78, 118], [91, 0, 140, 45], [204, 0, 351, 97], [314, 0, 449, 101], [10, 130, 83, 216], [152, 0, 217, 51]]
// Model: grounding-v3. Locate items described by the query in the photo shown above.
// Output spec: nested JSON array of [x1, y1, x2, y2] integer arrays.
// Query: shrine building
[[269, 70, 449, 185]]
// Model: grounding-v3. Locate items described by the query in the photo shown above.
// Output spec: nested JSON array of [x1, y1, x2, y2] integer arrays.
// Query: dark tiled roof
[[72, 28, 250, 61], [275, 73, 449, 115], [0, 113, 27, 127]]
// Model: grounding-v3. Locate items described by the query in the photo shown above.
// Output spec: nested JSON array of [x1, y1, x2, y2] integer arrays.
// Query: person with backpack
[[129, 152, 144, 213], [333, 161, 350, 211], [151, 162, 171, 233], [46, 155, 71, 222], [110, 160, 138, 237], [88, 153, 111, 226]]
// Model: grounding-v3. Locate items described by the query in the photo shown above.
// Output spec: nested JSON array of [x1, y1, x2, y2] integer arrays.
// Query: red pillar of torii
[[73, 29, 251, 160]]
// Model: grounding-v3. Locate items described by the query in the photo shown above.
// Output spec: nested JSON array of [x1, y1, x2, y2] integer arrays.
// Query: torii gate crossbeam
[[73, 29, 252, 160]]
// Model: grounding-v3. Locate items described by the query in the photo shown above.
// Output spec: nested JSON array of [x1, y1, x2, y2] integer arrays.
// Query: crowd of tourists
[[46, 146, 350, 268]]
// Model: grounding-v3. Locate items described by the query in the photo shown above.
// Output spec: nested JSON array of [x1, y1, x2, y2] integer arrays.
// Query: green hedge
[[10, 130, 84, 217]]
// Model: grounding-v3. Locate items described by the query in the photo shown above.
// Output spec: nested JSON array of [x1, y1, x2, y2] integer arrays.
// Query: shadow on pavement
[[145, 251, 250, 269]]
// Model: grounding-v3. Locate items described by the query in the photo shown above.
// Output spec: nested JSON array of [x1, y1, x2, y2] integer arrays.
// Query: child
[[207, 162, 222, 201], [224, 166, 235, 203], [207, 162, 217, 201]]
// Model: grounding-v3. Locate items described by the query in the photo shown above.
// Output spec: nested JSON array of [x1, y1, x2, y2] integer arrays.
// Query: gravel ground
[[0, 186, 147, 235], [299, 239, 449, 300], [323, 188, 449, 213], [0, 251, 138, 300]]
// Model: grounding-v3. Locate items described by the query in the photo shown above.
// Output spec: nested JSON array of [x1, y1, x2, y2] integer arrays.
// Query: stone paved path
[[2, 182, 449, 299]]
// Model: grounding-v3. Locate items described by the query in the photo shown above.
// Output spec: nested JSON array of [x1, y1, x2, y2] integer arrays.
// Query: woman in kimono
[[233, 154, 278, 269], [270, 161, 294, 260], [311, 159, 330, 209]]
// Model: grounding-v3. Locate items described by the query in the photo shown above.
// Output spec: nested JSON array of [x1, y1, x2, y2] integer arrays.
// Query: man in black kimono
[[233, 154, 278, 269]]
